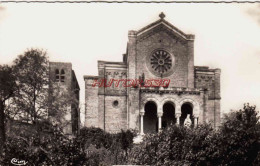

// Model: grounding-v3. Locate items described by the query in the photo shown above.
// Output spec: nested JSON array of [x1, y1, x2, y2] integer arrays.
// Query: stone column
[[176, 104, 181, 125], [194, 117, 197, 128], [140, 111, 145, 135], [194, 114, 199, 128], [176, 113, 181, 125], [157, 112, 163, 132]]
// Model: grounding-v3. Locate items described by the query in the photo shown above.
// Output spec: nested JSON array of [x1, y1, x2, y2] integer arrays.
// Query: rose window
[[150, 50, 172, 74], [146, 49, 175, 77]]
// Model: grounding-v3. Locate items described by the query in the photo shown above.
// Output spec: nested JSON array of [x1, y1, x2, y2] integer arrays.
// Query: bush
[[76, 127, 114, 149], [1, 104, 259, 165], [0, 125, 137, 165], [128, 124, 214, 166], [128, 103, 260, 166], [76, 127, 137, 165]]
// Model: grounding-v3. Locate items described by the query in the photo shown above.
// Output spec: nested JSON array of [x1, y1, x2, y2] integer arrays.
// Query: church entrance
[[180, 103, 194, 126], [144, 101, 158, 134], [162, 102, 176, 129]]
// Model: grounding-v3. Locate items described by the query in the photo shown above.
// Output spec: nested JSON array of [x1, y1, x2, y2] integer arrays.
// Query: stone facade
[[84, 13, 221, 134], [49, 62, 80, 135]]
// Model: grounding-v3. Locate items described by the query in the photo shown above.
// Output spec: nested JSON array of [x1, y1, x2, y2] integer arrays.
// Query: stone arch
[[180, 102, 193, 126], [141, 98, 160, 113], [143, 100, 158, 133], [161, 98, 176, 107], [179, 98, 200, 116], [179, 98, 200, 127], [161, 98, 176, 128]]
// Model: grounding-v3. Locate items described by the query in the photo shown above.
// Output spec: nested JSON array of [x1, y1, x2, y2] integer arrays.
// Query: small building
[[84, 13, 221, 134]]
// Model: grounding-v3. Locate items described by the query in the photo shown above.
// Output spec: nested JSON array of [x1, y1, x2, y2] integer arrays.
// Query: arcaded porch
[[140, 98, 200, 134]]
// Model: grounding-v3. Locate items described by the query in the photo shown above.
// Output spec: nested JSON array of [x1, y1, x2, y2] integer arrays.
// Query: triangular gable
[[136, 13, 194, 41]]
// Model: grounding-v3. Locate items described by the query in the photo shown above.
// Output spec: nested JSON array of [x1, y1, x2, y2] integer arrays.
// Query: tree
[[218, 103, 260, 165], [118, 129, 135, 160], [10, 48, 75, 134], [12, 48, 49, 124], [0, 65, 16, 151]]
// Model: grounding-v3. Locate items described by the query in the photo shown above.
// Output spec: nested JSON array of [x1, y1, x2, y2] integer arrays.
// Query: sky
[[0, 3, 260, 124]]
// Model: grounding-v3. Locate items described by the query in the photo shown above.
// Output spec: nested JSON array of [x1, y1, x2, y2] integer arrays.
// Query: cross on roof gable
[[136, 12, 194, 41]]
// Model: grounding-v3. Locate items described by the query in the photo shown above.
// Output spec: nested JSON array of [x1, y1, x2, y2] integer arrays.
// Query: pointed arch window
[[60, 69, 65, 82], [55, 69, 60, 82]]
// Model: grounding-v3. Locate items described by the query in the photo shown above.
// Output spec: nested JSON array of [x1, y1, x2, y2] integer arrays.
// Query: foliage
[[5, 48, 77, 132], [216, 103, 260, 165], [0, 65, 16, 103], [0, 64, 16, 152], [10, 48, 49, 123], [117, 129, 136, 159], [0, 125, 136, 166], [128, 103, 260, 166], [1, 48, 80, 152], [1, 48, 138, 164], [47, 83, 78, 127], [76, 127, 114, 149], [1, 104, 259, 165], [75, 127, 137, 165]]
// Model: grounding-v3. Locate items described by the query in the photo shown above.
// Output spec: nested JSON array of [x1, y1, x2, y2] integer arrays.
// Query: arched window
[[55, 69, 60, 82], [60, 69, 65, 82]]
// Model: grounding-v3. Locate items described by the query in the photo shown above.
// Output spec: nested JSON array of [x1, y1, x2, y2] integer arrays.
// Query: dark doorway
[[180, 103, 194, 126], [144, 101, 158, 134], [162, 102, 176, 129]]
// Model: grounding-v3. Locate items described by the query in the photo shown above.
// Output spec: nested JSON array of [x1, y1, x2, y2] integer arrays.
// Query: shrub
[[76, 127, 114, 149], [128, 103, 260, 166], [1, 104, 259, 165], [76, 127, 137, 165], [0, 125, 137, 165]]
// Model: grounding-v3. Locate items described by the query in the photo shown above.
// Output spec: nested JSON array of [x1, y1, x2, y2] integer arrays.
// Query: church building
[[84, 13, 221, 134]]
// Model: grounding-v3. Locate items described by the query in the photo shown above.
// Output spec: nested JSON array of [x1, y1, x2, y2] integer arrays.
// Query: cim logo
[[11, 158, 27, 166]]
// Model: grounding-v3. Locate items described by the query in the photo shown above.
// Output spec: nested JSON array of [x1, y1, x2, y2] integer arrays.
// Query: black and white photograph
[[0, 1, 260, 165]]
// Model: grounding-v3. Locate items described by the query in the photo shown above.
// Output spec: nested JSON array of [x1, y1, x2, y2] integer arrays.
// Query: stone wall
[[128, 88, 140, 130], [49, 62, 80, 135], [104, 69, 127, 96], [195, 66, 221, 127], [136, 30, 190, 88], [104, 95, 127, 133], [98, 95, 105, 129], [85, 61, 128, 132], [49, 62, 72, 91], [84, 76, 99, 128]]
